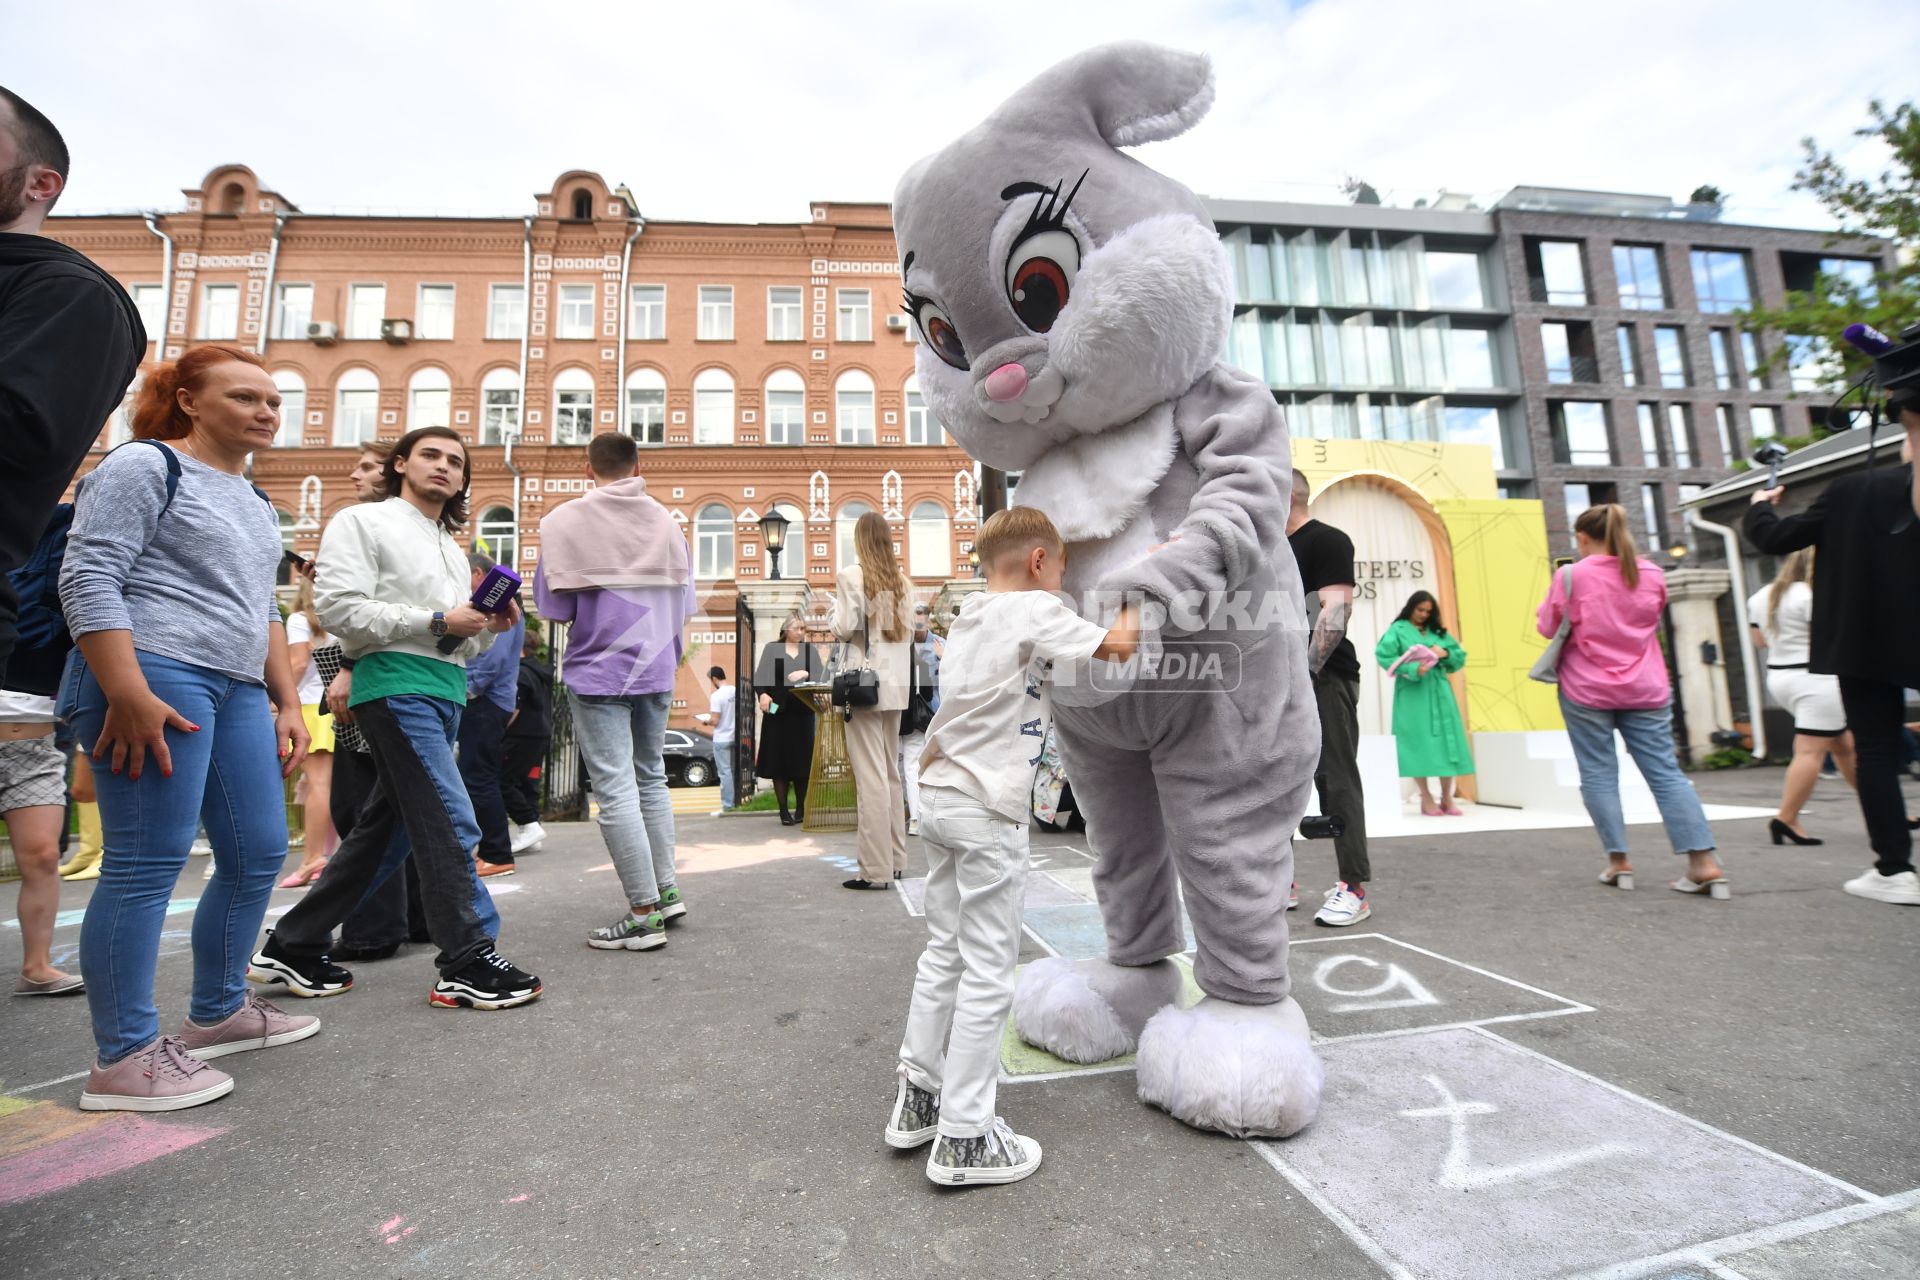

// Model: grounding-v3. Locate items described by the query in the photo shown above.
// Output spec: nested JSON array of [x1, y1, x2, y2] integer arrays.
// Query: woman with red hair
[[57, 344, 317, 1111]]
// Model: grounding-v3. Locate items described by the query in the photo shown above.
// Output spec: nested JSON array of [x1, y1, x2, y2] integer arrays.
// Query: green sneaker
[[658, 885, 687, 926], [587, 911, 666, 952]]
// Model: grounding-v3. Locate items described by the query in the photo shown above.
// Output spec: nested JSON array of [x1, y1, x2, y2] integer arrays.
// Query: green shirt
[[348, 651, 467, 708]]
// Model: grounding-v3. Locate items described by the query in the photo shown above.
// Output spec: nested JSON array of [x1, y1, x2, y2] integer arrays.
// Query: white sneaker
[[1842, 868, 1920, 905], [1287, 882, 1299, 910], [907, 819, 920, 836], [1314, 881, 1370, 927], [509, 821, 546, 855]]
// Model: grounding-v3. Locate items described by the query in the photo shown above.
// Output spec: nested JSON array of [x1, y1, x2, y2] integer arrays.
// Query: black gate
[[542, 619, 585, 819], [734, 592, 757, 800]]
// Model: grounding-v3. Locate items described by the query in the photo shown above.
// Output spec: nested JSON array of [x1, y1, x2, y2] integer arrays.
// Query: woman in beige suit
[[833, 511, 914, 890]]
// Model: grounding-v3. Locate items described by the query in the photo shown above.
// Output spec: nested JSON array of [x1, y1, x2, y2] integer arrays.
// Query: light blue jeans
[[1558, 693, 1716, 857], [714, 738, 736, 808], [64, 652, 287, 1064], [570, 690, 676, 909]]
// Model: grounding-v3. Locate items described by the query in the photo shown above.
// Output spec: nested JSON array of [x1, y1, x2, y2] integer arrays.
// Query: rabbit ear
[[999, 43, 1216, 149]]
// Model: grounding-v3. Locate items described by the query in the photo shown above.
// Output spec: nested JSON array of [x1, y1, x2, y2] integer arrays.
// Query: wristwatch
[[429, 611, 449, 638]]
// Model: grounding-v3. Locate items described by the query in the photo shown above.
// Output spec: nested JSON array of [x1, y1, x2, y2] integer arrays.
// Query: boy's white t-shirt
[[920, 590, 1110, 824], [284, 611, 329, 706]]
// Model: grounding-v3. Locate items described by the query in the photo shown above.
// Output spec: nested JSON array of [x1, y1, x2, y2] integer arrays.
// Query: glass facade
[[1222, 227, 1490, 310], [1689, 249, 1752, 314], [1613, 245, 1666, 310]]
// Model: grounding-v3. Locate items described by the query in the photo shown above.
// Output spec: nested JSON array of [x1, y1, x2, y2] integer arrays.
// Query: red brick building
[[49, 165, 978, 723]]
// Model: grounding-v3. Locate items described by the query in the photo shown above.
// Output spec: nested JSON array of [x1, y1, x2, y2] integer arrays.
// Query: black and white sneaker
[[884, 1068, 941, 1149], [925, 1116, 1043, 1186], [246, 932, 353, 998], [429, 948, 543, 1010]]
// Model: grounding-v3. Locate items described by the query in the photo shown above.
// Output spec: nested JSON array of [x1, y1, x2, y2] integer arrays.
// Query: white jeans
[[897, 784, 1029, 1137], [897, 731, 927, 823]]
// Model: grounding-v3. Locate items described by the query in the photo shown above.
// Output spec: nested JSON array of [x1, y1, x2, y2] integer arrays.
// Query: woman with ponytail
[[57, 344, 318, 1111], [831, 510, 915, 889], [1537, 504, 1725, 898], [1746, 549, 1855, 845]]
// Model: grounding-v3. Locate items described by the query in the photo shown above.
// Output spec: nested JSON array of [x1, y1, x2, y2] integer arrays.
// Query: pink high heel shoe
[[277, 863, 324, 889]]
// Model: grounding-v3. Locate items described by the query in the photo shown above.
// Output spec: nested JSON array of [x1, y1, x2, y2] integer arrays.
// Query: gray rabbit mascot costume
[[893, 42, 1324, 1138]]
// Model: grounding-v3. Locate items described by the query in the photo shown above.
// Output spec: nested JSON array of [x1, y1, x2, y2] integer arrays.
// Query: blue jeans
[[570, 690, 676, 909], [1558, 693, 1716, 857], [64, 652, 288, 1065], [714, 738, 736, 808], [274, 695, 497, 975]]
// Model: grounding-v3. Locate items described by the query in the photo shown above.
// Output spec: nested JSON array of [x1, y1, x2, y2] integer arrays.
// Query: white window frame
[[908, 501, 950, 577], [836, 288, 872, 342], [480, 368, 522, 445], [764, 370, 806, 446], [629, 284, 665, 341], [273, 283, 313, 341], [626, 367, 666, 446], [552, 368, 595, 444], [129, 284, 164, 344], [697, 286, 734, 341], [835, 501, 872, 571], [347, 283, 386, 341], [416, 283, 456, 341], [557, 284, 595, 340], [767, 286, 804, 342], [476, 506, 518, 570], [487, 284, 526, 341], [271, 371, 305, 448], [333, 369, 381, 447], [835, 371, 875, 445], [905, 383, 942, 445], [408, 368, 452, 431], [198, 283, 239, 340], [694, 504, 735, 580], [693, 369, 735, 445]]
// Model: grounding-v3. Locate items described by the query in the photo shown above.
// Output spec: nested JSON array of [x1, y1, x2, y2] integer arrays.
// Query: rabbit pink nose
[[984, 362, 1029, 403]]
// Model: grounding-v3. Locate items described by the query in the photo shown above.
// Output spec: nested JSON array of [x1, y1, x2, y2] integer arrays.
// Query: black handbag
[[899, 644, 934, 736], [831, 619, 881, 710]]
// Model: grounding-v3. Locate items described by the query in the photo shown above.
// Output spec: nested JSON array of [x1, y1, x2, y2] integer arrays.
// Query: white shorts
[[1765, 668, 1846, 736]]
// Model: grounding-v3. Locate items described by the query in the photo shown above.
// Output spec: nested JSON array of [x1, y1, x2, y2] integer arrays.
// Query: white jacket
[[314, 498, 494, 666]]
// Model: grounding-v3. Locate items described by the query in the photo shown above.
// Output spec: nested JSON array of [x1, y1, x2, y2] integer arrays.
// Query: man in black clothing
[[1745, 412, 1920, 907], [0, 87, 145, 687], [1285, 469, 1371, 927], [504, 629, 552, 855]]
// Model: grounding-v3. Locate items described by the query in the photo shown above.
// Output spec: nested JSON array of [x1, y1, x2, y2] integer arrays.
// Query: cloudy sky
[[10, 0, 1920, 231]]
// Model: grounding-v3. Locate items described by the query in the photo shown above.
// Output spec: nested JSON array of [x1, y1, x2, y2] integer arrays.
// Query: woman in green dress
[[1376, 591, 1474, 815]]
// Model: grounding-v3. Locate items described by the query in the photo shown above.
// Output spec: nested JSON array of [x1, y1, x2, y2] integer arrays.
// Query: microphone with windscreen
[[437, 565, 522, 653], [1753, 440, 1791, 489]]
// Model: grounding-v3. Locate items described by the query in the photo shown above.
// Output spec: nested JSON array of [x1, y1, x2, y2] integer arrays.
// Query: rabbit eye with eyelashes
[[907, 296, 969, 371], [1005, 228, 1079, 334]]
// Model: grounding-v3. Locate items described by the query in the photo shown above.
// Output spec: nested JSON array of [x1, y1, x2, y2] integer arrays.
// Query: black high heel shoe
[[1769, 818, 1822, 846]]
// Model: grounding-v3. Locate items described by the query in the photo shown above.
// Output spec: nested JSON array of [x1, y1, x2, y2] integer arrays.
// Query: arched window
[[333, 367, 380, 447], [908, 501, 951, 577], [552, 367, 595, 445], [407, 366, 451, 432], [480, 367, 521, 445], [475, 505, 518, 571], [693, 368, 734, 445], [571, 189, 594, 221], [274, 508, 297, 585], [760, 368, 806, 446], [694, 503, 735, 580], [835, 369, 875, 445], [626, 366, 666, 446], [270, 370, 305, 448], [904, 374, 945, 446], [835, 500, 873, 571], [220, 182, 246, 215]]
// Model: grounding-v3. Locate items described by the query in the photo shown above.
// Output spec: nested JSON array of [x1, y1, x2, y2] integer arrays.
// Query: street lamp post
[[759, 508, 792, 580]]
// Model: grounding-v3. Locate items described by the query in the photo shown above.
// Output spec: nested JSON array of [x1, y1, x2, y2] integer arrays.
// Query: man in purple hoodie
[[535, 432, 696, 953]]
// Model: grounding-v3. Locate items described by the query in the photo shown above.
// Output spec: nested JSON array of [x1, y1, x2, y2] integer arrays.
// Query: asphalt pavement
[[1, 765, 1915, 1279]]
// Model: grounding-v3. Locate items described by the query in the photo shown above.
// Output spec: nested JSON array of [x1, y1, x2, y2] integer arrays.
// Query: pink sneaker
[[177, 990, 320, 1060], [78, 1035, 234, 1112]]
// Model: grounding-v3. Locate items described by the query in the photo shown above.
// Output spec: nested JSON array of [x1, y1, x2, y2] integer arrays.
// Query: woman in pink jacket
[[1538, 505, 1726, 897]]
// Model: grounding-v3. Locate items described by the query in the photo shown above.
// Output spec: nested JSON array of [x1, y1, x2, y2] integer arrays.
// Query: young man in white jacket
[[250, 427, 543, 1010]]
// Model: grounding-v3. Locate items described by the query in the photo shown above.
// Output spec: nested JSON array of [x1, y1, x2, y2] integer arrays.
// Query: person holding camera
[[833, 511, 914, 890], [1744, 390, 1920, 907]]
